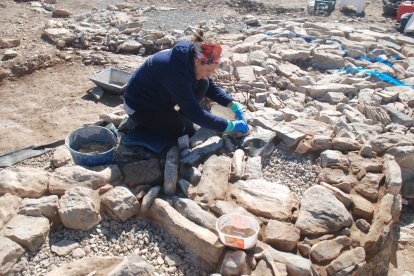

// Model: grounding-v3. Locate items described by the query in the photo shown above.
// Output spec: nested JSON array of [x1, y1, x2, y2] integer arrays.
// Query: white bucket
[[216, 213, 260, 250]]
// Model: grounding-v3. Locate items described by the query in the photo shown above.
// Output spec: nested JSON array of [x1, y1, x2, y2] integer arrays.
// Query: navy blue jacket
[[124, 41, 233, 132]]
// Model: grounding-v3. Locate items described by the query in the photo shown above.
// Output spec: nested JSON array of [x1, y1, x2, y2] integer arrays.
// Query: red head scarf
[[194, 42, 222, 64]]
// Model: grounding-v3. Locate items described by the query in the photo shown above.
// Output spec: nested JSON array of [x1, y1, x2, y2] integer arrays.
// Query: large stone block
[[0, 167, 49, 198], [1, 214, 50, 251], [58, 187, 101, 230], [296, 186, 353, 236], [146, 199, 224, 271], [0, 236, 25, 275], [122, 159, 162, 187], [230, 179, 297, 221], [101, 186, 139, 221]]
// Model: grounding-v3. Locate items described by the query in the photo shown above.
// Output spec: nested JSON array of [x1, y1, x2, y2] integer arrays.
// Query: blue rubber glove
[[230, 102, 245, 121], [225, 120, 249, 134]]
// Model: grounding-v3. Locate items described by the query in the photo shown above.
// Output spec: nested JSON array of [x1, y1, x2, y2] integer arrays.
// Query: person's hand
[[225, 120, 249, 134], [230, 102, 245, 121]]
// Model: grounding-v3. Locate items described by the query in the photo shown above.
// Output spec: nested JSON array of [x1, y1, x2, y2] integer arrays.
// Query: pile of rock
[[41, 5, 197, 55], [1, 8, 414, 276]]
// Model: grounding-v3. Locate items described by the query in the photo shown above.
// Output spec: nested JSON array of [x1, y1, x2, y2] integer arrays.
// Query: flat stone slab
[[229, 179, 297, 221], [1, 214, 50, 251], [51, 239, 80, 256], [49, 165, 121, 195], [181, 136, 224, 166], [146, 198, 224, 271], [195, 155, 231, 202], [0, 167, 49, 198], [296, 186, 353, 236], [0, 236, 25, 275], [0, 193, 22, 228]]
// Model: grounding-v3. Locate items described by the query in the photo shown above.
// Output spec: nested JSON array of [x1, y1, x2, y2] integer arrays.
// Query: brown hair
[[192, 28, 204, 43]]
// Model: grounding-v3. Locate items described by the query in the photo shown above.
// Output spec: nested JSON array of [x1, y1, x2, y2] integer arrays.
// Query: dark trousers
[[130, 78, 209, 141]]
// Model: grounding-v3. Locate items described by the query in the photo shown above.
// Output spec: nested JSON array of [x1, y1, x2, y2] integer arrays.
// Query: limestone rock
[[312, 51, 345, 70], [51, 146, 72, 168], [383, 155, 403, 195], [354, 173, 383, 202], [180, 166, 202, 185], [255, 241, 312, 276], [319, 92, 349, 104], [310, 236, 351, 264], [387, 147, 414, 198], [230, 179, 297, 221], [0, 167, 49, 198], [164, 146, 179, 195], [0, 38, 20, 48], [0, 236, 25, 275], [173, 198, 218, 233], [264, 220, 300, 251], [116, 40, 142, 53], [189, 127, 217, 147], [251, 260, 273, 276], [351, 194, 374, 221], [369, 132, 414, 155], [49, 165, 122, 195], [195, 155, 231, 202], [58, 187, 101, 230], [347, 152, 383, 174], [146, 199, 224, 271], [362, 194, 400, 258], [326, 247, 365, 275], [332, 137, 361, 151], [51, 239, 80, 257], [4, 49, 17, 59], [123, 159, 162, 188], [181, 136, 224, 165], [211, 200, 262, 226], [296, 186, 353, 236], [305, 84, 357, 98], [219, 250, 250, 276], [241, 126, 277, 157], [319, 182, 352, 208], [273, 124, 306, 148], [47, 256, 124, 276], [107, 254, 156, 275], [140, 186, 160, 213], [287, 118, 333, 138], [231, 149, 245, 181], [245, 156, 262, 179], [356, 219, 370, 233], [0, 193, 21, 229], [177, 178, 196, 198], [101, 186, 139, 221], [318, 167, 356, 193], [320, 150, 350, 169], [99, 112, 127, 126], [1, 214, 50, 251], [52, 8, 72, 17], [19, 195, 58, 218]]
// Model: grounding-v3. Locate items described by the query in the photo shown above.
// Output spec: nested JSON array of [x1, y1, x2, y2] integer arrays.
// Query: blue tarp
[[354, 55, 402, 67], [354, 55, 394, 67], [340, 67, 414, 88]]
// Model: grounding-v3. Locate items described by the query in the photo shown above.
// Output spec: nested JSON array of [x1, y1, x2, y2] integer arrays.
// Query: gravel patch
[[141, 9, 226, 31], [262, 144, 320, 200], [9, 215, 206, 276], [11, 150, 54, 170]]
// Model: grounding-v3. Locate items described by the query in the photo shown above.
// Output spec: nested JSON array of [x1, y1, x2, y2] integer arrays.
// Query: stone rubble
[[0, 3, 413, 276]]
